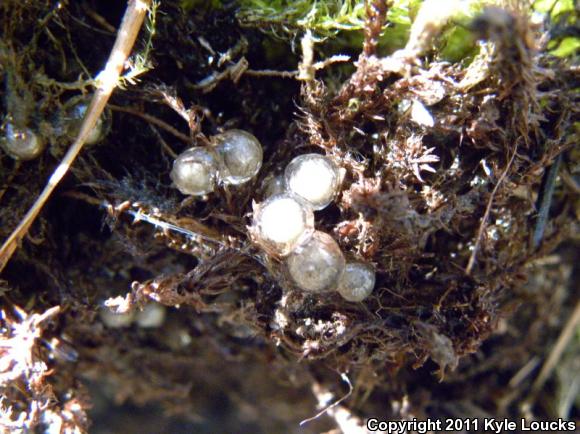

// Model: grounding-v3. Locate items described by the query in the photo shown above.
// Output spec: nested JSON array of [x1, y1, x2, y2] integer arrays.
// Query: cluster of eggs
[[0, 95, 110, 161], [100, 302, 166, 329], [171, 131, 376, 302], [170, 129, 263, 195], [251, 153, 375, 301]]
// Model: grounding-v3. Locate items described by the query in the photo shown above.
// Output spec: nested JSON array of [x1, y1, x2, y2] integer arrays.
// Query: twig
[[34, 73, 92, 91], [155, 87, 202, 137], [0, 0, 152, 273], [240, 55, 351, 79], [61, 191, 103, 207], [508, 356, 541, 388], [466, 149, 517, 275], [532, 154, 562, 249], [244, 55, 351, 79], [313, 55, 351, 71], [300, 373, 353, 426], [108, 103, 194, 145], [83, 7, 117, 33], [298, 30, 315, 81], [148, 124, 178, 159], [127, 208, 228, 248], [244, 69, 298, 78], [531, 300, 580, 394], [69, 13, 116, 36], [194, 57, 249, 92], [560, 168, 580, 194]]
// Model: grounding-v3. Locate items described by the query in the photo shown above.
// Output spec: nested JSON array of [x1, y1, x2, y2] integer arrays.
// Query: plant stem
[[0, 0, 152, 273]]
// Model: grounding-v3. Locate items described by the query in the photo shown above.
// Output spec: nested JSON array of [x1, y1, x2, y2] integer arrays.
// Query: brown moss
[[0, 1, 578, 432]]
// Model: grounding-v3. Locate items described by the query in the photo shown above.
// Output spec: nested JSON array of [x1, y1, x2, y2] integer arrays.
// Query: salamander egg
[[337, 262, 376, 302], [59, 96, 111, 145], [1, 123, 45, 161], [252, 192, 314, 256], [170, 147, 220, 196], [284, 153, 340, 210], [286, 231, 345, 292], [212, 129, 263, 185]]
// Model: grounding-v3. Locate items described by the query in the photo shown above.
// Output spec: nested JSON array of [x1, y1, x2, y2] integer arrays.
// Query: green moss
[[237, 0, 421, 54], [533, 0, 578, 58], [439, 26, 477, 63], [238, 0, 577, 62], [533, 0, 575, 17], [549, 36, 580, 57], [181, 0, 223, 12], [389, 0, 421, 25], [373, 0, 419, 54], [237, 0, 366, 36]]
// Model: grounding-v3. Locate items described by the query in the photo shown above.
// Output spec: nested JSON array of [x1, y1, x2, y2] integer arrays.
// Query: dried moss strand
[[299, 373, 353, 426], [108, 103, 194, 145], [363, 0, 389, 56], [465, 149, 517, 275], [127, 209, 229, 249]]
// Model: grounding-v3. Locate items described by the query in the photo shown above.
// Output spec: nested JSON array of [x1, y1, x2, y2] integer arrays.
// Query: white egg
[[252, 192, 314, 256], [100, 308, 135, 328], [135, 303, 166, 328], [284, 153, 340, 210]]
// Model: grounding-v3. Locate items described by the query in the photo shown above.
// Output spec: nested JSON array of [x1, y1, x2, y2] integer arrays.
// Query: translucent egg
[[337, 262, 376, 302], [212, 129, 263, 185], [100, 308, 135, 328], [252, 192, 314, 256], [135, 303, 166, 328], [286, 231, 345, 292], [170, 147, 219, 196], [261, 173, 286, 198], [0, 123, 45, 161], [59, 96, 111, 145], [284, 153, 340, 210]]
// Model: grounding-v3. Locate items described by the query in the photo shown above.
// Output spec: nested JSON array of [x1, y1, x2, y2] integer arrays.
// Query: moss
[[237, 0, 539, 62], [237, 0, 419, 54], [180, 0, 223, 12], [237, 0, 367, 35], [550, 36, 580, 57], [1, 0, 578, 432], [533, 0, 575, 17]]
